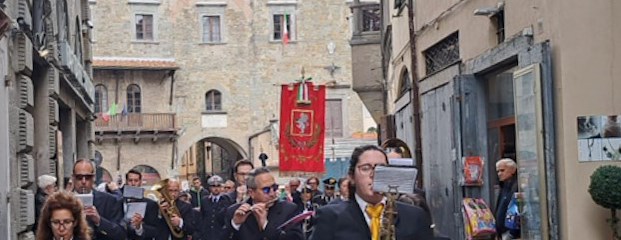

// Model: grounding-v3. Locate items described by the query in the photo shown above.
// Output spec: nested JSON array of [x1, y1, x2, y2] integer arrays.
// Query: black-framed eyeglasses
[[50, 219, 75, 228], [74, 174, 94, 181], [260, 184, 279, 195], [356, 163, 387, 175]]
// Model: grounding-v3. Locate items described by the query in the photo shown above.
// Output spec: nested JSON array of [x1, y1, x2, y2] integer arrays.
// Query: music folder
[[372, 165, 418, 194], [125, 202, 147, 220]]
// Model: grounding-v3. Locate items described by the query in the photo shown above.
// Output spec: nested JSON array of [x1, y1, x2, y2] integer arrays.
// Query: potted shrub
[[588, 165, 621, 240]]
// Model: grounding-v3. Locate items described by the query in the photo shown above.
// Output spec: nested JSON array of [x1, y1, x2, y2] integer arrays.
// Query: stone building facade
[[0, 0, 94, 238], [355, 0, 621, 239], [90, 0, 372, 184]]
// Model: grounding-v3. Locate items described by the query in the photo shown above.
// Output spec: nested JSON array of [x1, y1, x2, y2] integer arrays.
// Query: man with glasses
[[72, 158, 126, 240], [312, 177, 337, 207], [223, 180, 235, 193], [196, 175, 232, 240], [227, 159, 254, 203], [309, 145, 434, 240], [123, 169, 160, 240], [223, 167, 304, 240]]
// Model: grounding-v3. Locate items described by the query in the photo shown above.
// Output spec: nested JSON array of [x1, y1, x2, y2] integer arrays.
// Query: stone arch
[[397, 66, 411, 98], [178, 128, 247, 183], [130, 164, 162, 187]]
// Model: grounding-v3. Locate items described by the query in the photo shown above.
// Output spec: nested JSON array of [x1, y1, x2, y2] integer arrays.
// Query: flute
[[237, 197, 279, 216]]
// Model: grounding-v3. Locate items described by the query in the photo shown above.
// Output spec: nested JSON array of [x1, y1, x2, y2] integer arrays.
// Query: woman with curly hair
[[36, 191, 92, 240]]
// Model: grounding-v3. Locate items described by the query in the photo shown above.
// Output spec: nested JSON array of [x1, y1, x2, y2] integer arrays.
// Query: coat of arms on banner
[[291, 110, 314, 137]]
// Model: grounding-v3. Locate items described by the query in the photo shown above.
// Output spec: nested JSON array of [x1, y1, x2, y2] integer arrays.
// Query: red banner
[[279, 82, 326, 173]]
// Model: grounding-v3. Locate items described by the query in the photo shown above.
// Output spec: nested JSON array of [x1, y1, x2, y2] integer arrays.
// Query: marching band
[[37, 144, 438, 240]]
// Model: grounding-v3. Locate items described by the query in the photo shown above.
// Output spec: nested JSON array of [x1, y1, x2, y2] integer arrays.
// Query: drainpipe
[[407, 0, 424, 189]]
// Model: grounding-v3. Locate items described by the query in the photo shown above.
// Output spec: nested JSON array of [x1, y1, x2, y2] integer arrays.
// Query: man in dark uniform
[[196, 175, 233, 240], [227, 160, 254, 204], [190, 176, 209, 210], [310, 145, 434, 240], [223, 167, 304, 240], [312, 177, 337, 207], [73, 159, 126, 240], [157, 178, 197, 240], [300, 186, 316, 238], [123, 169, 160, 240]]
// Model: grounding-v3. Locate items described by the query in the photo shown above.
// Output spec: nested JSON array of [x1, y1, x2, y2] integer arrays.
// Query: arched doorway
[[130, 165, 162, 187], [180, 137, 245, 183]]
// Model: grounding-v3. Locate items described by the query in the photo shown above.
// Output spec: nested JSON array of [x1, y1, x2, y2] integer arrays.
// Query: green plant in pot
[[589, 165, 621, 240]]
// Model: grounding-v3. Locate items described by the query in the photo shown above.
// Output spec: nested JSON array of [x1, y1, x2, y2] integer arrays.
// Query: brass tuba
[[151, 179, 185, 239]]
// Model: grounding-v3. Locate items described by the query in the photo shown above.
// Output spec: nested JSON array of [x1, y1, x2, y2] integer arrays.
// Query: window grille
[[424, 32, 460, 74], [362, 5, 381, 32], [202, 16, 221, 43]]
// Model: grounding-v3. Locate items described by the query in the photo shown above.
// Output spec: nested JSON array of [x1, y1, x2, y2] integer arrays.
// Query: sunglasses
[[326, 186, 335, 190], [74, 174, 94, 181], [260, 184, 279, 195]]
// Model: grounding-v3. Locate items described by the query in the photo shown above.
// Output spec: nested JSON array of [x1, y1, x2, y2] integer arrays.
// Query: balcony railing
[[95, 113, 176, 132]]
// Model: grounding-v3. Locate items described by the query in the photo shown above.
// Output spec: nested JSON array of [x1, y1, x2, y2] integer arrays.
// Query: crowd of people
[[33, 143, 520, 240]]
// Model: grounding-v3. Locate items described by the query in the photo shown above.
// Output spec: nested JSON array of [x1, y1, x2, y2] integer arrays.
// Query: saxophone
[[152, 179, 185, 239], [380, 186, 399, 240]]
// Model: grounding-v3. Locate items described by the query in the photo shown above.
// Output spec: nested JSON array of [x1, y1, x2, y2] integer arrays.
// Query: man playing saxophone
[[310, 145, 434, 240], [223, 167, 304, 240], [157, 178, 197, 240]]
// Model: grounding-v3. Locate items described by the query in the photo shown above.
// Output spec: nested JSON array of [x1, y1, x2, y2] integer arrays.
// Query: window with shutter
[[326, 99, 343, 137]]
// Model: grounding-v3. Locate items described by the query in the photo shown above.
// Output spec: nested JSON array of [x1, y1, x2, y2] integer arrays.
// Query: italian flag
[[100, 103, 118, 122], [282, 13, 290, 45]]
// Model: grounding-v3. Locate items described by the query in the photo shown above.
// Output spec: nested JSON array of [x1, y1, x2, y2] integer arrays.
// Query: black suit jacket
[[223, 199, 304, 240], [195, 194, 233, 240], [92, 190, 127, 240], [157, 200, 197, 240], [126, 198, 160, 240], [309, 199, 434, 240]]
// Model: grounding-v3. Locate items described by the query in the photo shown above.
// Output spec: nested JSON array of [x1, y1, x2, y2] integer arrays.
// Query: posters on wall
[[577, 115, 621, 161]]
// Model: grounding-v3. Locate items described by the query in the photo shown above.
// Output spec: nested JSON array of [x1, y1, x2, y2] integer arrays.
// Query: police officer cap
[[207, 175, 224, 186], [301, 186, 313, 194], [323, 177, 337, 187]]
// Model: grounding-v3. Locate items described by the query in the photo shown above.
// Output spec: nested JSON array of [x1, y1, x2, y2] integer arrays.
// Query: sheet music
[[125, 202, 147, 219]]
